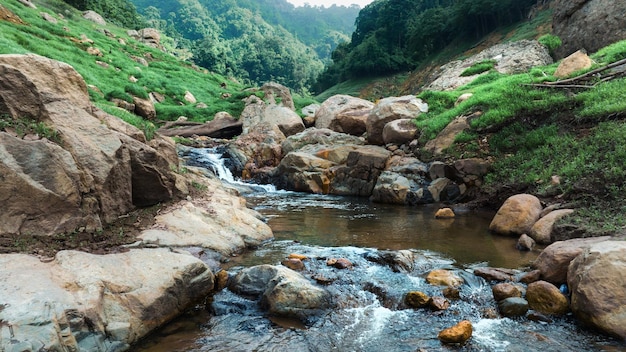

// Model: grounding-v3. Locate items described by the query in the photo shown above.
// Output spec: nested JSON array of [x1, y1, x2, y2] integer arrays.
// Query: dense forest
[[315, 0, 538, 92], [64, 0, 540, 93]]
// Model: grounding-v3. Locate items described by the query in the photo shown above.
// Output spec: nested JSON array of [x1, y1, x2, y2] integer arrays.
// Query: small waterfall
[[181, 147, 277, 193]]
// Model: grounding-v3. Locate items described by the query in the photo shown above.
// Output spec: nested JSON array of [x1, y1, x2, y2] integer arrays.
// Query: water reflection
[[246, 192, 537, 269]]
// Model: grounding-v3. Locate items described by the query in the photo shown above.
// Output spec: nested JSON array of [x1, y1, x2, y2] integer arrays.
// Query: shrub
[[460, 60, 497, 77]]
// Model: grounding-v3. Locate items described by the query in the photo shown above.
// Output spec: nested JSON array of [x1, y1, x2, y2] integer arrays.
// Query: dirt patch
[[0, 5, 27, 25]]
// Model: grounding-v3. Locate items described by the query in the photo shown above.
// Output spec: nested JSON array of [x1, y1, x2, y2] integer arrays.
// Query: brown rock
[[520, 270, 541, 284], [516, 234, 535, 251], [133, 96, 156, 120], [214, 270, 229, 291], [435, 208, 455, 219], [568, 241, 626, 339], [429, 296, 450, 311], [526, 281, 569, 315], [554, 51, 593, 78], [366, 95, 428, 145], [473, 267, 516, 282], [405, 291, 431, 308], [315, 94, 374, 136], [424, 114, 471, 155], [426, 269, 463, 287], [281, 258, 305, 271], [288, 253, 308, 261], [382, 118, 418, 145], [492, 283, 524, 302], [489, 194, 542, 236], [533, 236, 610, 285], [442, 287, 461, 300], [529, 209, 574, 244], [438, 320, 472, 344]]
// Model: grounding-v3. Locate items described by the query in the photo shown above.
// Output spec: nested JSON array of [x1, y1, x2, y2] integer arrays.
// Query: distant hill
[[128, 0, 360, 92]]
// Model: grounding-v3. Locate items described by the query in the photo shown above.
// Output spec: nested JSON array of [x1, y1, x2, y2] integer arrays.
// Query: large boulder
[[228, 121, 286, 182], [0, 54, 181, 237], [526, 280, 569, 315], [331, 145, 391, 196], [82, 10, 106, 25], [138, 178, 273, 255], [261, 82, 295, 111], [489, 194, 542, 236], [229, 265, 331, 319], [0, 249, 214, 351], [366, 95, 428, 145], [282, 128, 364, 155], [315, 94, 374, 136], [553, 50, 593, 78], [382, 118, 419, 145], [552, 0, 626, 59], [529, 209, 575, 244], [241, 95, 304, 137], [568, 241, 626, 339], [426, 40, 552, 91], [532, 236, 610, 285], [138, 28, 161, 48]]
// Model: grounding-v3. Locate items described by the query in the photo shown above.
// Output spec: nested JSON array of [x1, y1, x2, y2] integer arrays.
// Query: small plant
[[538, 34, 562, 57], [460, 60, 497, 77], [191, 181, 208, 191], [0, 114, 62, 143]]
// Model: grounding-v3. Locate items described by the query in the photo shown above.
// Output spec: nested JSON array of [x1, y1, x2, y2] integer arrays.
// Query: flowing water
[[134, 148, 625, 352]]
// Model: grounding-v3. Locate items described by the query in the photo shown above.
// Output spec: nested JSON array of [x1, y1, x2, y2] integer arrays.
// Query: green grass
[[0, 0, 250, 130], [315, 77, 377, 102], [460, 60, 496, 77]]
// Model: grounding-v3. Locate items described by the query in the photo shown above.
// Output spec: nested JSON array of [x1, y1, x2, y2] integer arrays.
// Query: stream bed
[[134, 148, 625, 352]]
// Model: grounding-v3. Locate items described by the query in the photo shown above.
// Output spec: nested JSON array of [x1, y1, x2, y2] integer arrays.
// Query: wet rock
[[520, 270, 541, 284], [332, 145, 391, 196], [426, 269, 463, 287], [366, 95, 428, 145], [435, 208, 455, 219], [473, 267, 516, 282], [516, 234, 535, 251], [568, 241, 626, 339], [363, 250, 415, 273], [405, 291, 431, 308], [437, 320, 472, 345], [489, 194, 543, 236], [282, 258, 305, 271], [533, 236, 610, 285], [526, 281, 569, 316], [498, 297, 529, 317], [443, 287, 461, 300], [429, 296, 450, 311], [214, 270, 229, 291], [528, 311, 553, 323], [327, 257, 352, 269], [492, 283, 524, 302], [529, 209, 575, 245], [288, 253, 308, 261], [315, 94, 373, 136]]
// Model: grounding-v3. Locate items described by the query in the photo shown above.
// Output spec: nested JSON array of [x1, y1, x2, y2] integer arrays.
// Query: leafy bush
[[538, 34, 562, 57]]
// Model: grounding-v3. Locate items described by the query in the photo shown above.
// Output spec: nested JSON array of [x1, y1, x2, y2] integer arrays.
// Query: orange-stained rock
[[435, 208, 455, 219], [554, 50, 592, 78], [288, 253, 308, 261], [281, 258, 305, 271], [438, 320, 473, 344], [214, 270, 229, 291], [526, 280, 569, 315], [427, 269, 463, 287], [489, 194, 542, 236], [405, 291, 431, 308]]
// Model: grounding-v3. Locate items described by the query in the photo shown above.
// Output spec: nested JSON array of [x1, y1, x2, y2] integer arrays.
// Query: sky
[[286, 0, 374, 8]]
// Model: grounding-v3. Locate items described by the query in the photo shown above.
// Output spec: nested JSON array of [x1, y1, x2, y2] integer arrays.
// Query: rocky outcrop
[[138, 177, 273, 255], [229, 264, 331, 319], [261, 82, 295, 111], [137, 28, 161, 48], [425, 40, 553, 91], [0, 249, 214, 351], [568, 241, 626, 339], [0, 54, 182, 237], [489, 194, 543, 236], [82, 10, 105, 26], [552, 0, 626, 59], [241, 95, 304, 137], [529, 209, 575, 244], [366, 95, 428, 145], [314, 94, 374, 136], [532, 236, 610, 285]]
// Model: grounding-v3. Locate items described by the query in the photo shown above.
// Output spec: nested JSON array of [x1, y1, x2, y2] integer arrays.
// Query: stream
[[134, 148, 624, 352]]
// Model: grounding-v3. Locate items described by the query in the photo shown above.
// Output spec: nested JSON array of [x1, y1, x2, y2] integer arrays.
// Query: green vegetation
[[316, 0, 538, 91], [414, 39, 626, 233], [460, 60, 497, 77], [0, 114, 62, 143]]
